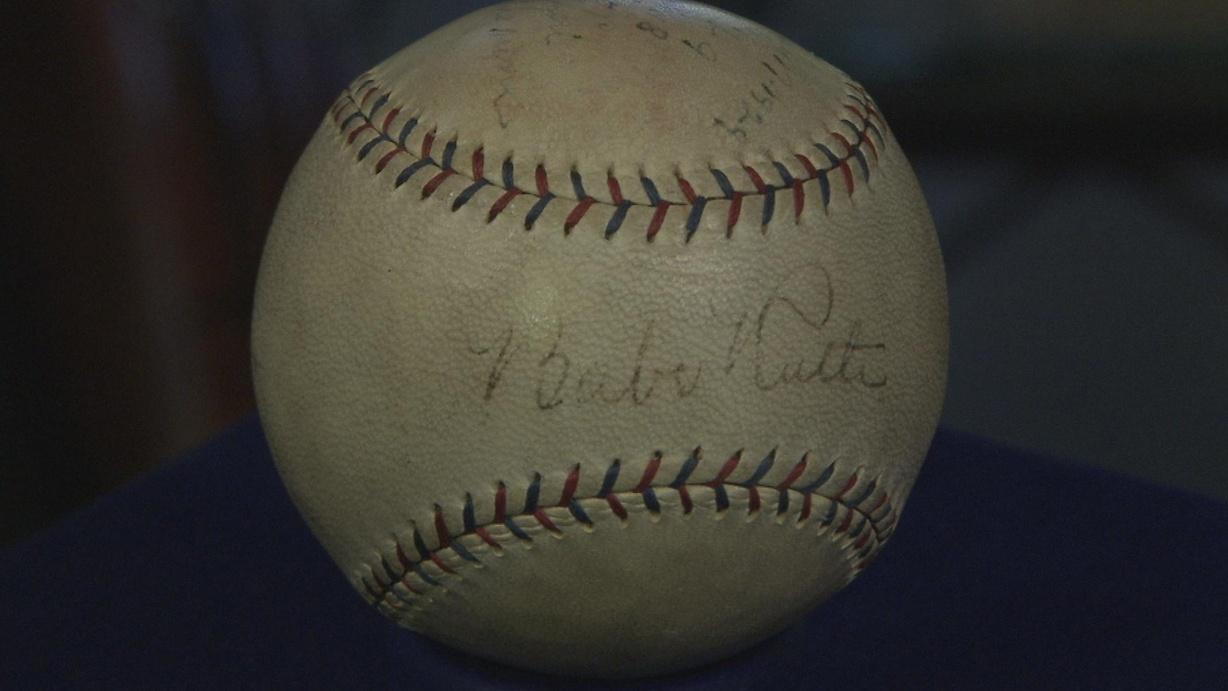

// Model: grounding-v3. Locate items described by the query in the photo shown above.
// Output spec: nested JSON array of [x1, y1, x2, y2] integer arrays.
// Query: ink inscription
[[468, 261, 887, 410]]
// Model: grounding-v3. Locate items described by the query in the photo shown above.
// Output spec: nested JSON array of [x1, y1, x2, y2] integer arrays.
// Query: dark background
[[3, 0, 1226, 545]]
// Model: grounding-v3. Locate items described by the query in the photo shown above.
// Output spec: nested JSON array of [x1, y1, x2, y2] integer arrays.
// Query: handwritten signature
[[468, 261, 887, 410]]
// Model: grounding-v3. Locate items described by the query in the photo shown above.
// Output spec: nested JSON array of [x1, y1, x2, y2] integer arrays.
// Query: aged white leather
[[252, 0, 947, 678]]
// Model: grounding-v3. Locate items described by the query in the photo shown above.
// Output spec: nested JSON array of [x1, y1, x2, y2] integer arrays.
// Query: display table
[[4, 416, 1226, 688]]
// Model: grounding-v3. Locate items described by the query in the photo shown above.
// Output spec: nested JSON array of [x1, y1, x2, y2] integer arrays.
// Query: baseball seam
[[330, 72, 888, 242], [359, 448, 897, 618]]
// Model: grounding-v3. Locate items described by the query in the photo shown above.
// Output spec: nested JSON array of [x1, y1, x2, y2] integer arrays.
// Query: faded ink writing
[[469, 261, 888, 410]]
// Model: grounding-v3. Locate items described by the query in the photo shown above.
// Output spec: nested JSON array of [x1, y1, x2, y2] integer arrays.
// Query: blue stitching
[[797, 462, 836, 494], [371, 454, 893, 606], [814, 142, 840, 168], [641, 176, 663, 206], [819, 501, 838, 526], [710, 168, 735, 198], [642, 487, 661, 514], [605, 201, 632, 238], [570, 169, 587, 199], [684, 198, 707, 241], [845, 478, 876, 509], [395, 158, 434, 188], [397, 117, 418, 149], [381, 555, 399, 583], [598, 459, 621, 497], [524, 193, 554, 230], [818, 172, 831, 210], [504, 518, 532, 541], [411, 528, 431, 560], [412, 561, 441, 586], [852, 146, 870, 182], [865, 121, 884, 148], [760, 189, 776, 226], [441, 140, 457, 170], [772, 162, 795, 186], [357, 134, 388, 161], [339, 110, 366, 131], [453, 180, 490, 211], [449, 539, 480, 563], [849, 516, 867, 538], [368, 92, 390, 118], [568, 499, 593, 526], [671, 450, 701, 488], [744, 450, 776, 486], [501, 158, 516, 189], [524, 472, 542, 513], [462, 493, 477, 532]]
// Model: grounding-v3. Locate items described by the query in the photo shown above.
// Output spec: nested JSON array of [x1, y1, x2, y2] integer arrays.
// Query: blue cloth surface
[[3, 416, 1226, 689]]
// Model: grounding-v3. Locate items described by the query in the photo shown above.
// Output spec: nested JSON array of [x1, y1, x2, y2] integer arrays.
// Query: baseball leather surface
[[252, 0, 947, 678]]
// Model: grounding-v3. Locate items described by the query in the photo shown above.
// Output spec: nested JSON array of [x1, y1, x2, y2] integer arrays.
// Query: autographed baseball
[[252, 0, 947, 678]]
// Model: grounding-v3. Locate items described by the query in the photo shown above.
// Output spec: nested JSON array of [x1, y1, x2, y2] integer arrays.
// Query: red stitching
[[433, 506, 451, 548], [834, 472, 859, 501], [487, 189, 521, 223], [830, 132, 857, 195], [421, 169, 454, 198], [607, 176, 624, 205], [395, 542, 413, 570], [420, 128, 436, 160], [559, 464, 580, 506], [860, 129, 879, 161], [533, 509, 561, 534], [678, 486, 694, 513], [726, 193, 743, 237], [381, 106, 401, 135], [865, 492, 889, 516], [854, 529, 872, 550], [606, 494, 628, 520], [776, 454, 808, 491], [494, 482, 508, 522], [474, 527, 500, 550], [471, 147, 485, 180], [835, 508, 855, 534], [676, 175, 698, 204], [336, 75, 885, 240], [707, 450, 743, 488], [366, 451, 897, 607], [347, 123, 374, 145], [564, 197, 597, 233], [633, 453, 662, 493], [534, 164, 550, 196], [428, 552, 456, 574], [743, 165, 768, 193], [375, 149, 404, 174], [645, 203, 669, 241], [360, 85, 380, 108]]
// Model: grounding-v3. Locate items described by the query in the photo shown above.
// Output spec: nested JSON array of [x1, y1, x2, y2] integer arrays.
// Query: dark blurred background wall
[[3, 0, 1226, 545]]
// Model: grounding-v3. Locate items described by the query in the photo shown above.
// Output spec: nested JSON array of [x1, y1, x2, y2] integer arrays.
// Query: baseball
[[252, 0, 947, 678]]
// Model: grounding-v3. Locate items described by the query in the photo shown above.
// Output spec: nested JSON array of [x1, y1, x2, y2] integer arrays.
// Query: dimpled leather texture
[[251, 0, 948, 678]]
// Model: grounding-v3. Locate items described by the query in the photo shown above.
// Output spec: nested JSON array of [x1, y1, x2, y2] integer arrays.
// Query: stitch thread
[[361, 448, 897, 614], [330, 72, 887, 242]]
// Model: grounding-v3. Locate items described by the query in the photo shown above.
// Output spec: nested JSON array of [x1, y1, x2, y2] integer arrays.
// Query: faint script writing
[[468, 261, 888, 410]]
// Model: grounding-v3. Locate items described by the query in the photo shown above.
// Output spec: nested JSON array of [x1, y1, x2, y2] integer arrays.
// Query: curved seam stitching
[[361, 457, 897, 612], [369, 483, 892, 615], [329, 72, 889, 239]]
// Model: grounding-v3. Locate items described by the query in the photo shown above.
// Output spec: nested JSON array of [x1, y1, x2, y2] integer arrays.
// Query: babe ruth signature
[[469, 261, 887, 411]]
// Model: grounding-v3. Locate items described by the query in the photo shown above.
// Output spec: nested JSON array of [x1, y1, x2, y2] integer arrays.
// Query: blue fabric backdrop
[[3, 416, 1226, 689]]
